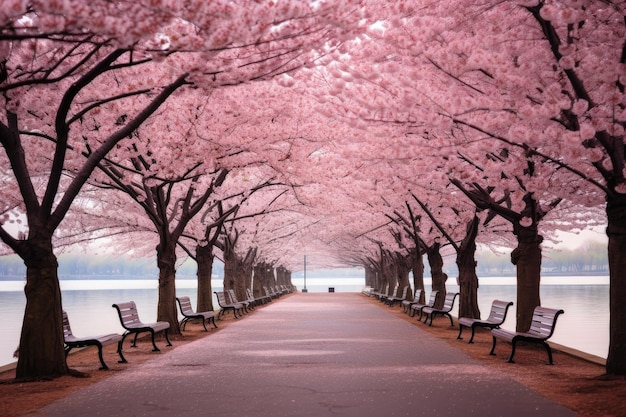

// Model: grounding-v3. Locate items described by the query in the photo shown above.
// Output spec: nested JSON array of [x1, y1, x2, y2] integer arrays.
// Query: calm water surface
[[0, 276, 609, 367]]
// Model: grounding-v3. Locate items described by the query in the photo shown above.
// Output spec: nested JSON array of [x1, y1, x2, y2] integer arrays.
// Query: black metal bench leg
[[507, 340, 517, 363], [447, 313, 454, 327], [201, 318, 208, 332], [149, 330, 161, 352], [120, 333, 133, 350], [117, 340, 128, 364], [457, 325, 464, 340], [164, 329, 172, 347], [131, 333, 139, 348], [211, 317, 218, 329], [542, 341, 554, 365], [489, 336, 497, 356], [468, 327, 476, 344], [95, 342, 109, 370]]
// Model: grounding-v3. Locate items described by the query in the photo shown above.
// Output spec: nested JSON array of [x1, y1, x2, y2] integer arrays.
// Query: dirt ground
[[1, 294, 625, 417]]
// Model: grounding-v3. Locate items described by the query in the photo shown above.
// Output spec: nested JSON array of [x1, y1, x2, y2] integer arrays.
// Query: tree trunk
[[427, 241, 447, 309], [252, 264, 267, 298], [195, 244, 214, 312], [383, 252, 399, 297], [276, 266, 292, 288], [410, 248, 426, 304], [223, 249, 249, 302], [456, 216, 481, 319], [16, 236, 68, 379], [268, 266, 277, 288], [396, 253, 411, 297], [156, 242, 181, 335], [508, 193, 544, 332], [511, 226, 542, 333], [364, 265, 377, 289], [243, 260, 254, 293], [223, 249, 235, 293], [606, 192, 626, 375]]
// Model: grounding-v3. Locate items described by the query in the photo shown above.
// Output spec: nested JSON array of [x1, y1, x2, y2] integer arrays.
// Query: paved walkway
[[30, 293, 578, 417]]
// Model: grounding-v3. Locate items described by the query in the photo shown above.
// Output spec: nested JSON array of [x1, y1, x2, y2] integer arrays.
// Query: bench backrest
[[413, 289, 423, 302], [441, 292, 459, 311], [528, 306, 565, 338], [389, 285, 399, 298], [113, 301, 142, 327], [228, 289, 240, 303], [426, 290, 439, 307], [485, 300, 514, 324], [177, 296, 194, 316], [399, 286, 409, 299], [62, 311, 74, 339], [215, 291, 229, 306]]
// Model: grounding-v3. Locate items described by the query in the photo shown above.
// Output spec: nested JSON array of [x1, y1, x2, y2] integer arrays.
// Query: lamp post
[[302, 255, 308, 293]]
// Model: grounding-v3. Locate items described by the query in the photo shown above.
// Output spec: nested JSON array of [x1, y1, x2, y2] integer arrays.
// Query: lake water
[[0, 276, 609, 368]]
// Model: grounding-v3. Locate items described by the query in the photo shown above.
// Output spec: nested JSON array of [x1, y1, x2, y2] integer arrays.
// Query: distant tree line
[[0, 254, 224, 280], [0, 243, 607, 280], [475, 241, 608, 276]]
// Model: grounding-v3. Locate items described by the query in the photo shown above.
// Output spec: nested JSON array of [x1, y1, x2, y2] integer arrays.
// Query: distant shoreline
[[0, 272, 610, 282]]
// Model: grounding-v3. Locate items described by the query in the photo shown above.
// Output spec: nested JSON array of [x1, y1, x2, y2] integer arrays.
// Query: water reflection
[[0, 277, 610, 367]]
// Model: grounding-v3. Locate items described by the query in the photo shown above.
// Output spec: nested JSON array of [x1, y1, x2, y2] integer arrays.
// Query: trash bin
[[328, 287, 335, 293]]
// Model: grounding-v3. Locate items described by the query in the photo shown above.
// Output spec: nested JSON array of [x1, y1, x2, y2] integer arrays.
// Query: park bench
[[214, 291, 245, 319], [176, 296, 217, 332], [361, 286, 374, 297], [410, 290, 439, 319], [263, 286, 279, 300], [490, 306, 564, 364], [457, 299, 513, 343], [379, 284, 398, 304], [228, 289, 252, 312], [63, 310, 125, 370], [386, 285, 410, 307], [401, 289, 423, 314], [421, 292, 459, 326], [247, 288, 271, 305], [370, 283, 389, 301], [112, 301, 171, 353]]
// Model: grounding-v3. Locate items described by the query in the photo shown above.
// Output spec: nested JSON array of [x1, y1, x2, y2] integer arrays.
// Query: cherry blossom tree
[[0, 0, 368, 379], [298, 0, 623, 374]]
